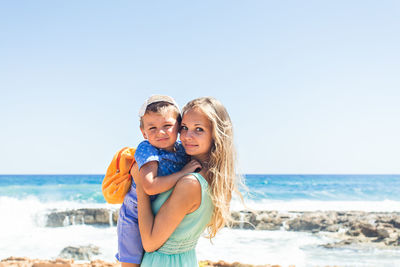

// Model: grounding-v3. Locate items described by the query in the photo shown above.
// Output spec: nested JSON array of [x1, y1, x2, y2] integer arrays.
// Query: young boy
[[116, 95, 201, 267]]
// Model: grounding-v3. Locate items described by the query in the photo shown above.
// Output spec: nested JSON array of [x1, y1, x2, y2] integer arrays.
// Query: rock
[[58, 245, 100, 261], [112, 210, 119, 225], [322, 238, 360, 249], [390, 216, 400, 229], [376, 227, 390, 239], [325, 225, 340, 232], [47, 212, 68, 227], [346, 229, 361, 236], [384, 233, 399, 246], [46, 209, 113, 227], [359, 223, 378, 237], [256, 222, 281, 231], [230, 211, 284, 230], [286, 216, 321, 232]]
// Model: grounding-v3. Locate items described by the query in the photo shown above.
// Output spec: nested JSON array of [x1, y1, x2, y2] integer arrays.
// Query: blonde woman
[[132, 97, 239, 266]]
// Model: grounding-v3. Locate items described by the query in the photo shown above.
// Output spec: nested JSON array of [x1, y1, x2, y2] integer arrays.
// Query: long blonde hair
[[182, 97, 241, 238]]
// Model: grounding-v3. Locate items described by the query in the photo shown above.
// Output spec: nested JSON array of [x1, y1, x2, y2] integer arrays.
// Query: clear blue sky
[[1, 1, 399, 174]]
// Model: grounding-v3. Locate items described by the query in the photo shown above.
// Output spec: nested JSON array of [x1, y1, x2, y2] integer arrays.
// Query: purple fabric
[[115, 197, 144, 264]]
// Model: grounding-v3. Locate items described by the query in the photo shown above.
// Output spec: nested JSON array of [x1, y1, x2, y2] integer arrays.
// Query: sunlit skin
[[180, 108, 213, 164], [140, 110, 179, 152]]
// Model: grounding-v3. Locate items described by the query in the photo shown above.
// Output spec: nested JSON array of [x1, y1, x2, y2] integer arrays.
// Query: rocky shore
[[231, 210, 400, 248], [0, 257, 117, 267], [1, 257, 340, 267], [45, 208, 400, 250]]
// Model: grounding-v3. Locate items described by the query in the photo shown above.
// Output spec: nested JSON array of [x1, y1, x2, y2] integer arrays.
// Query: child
[[116, 95, 201, 267]]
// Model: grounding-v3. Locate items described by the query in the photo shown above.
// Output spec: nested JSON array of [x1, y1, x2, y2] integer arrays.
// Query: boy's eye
[[149, 127, 156, 131]]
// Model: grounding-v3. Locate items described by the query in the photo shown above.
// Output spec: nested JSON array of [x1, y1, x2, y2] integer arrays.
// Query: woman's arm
[[131, 164, 202, 252]]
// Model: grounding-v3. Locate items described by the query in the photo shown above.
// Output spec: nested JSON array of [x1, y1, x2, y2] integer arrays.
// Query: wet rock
[[377, 227, 390, 239], [231, 211, 283, 230], [47, 212, 68, 227], [390, 216, 400, 229], [256, 222, 281, 231], [359, 223, 378, 237], [346, 229, 361, 236], [58, 245, 100, 261], [46, 209, 114, 227], [286, 216, 321, 232], [112, 210, 119, 225], [324, 225, 340, 232]]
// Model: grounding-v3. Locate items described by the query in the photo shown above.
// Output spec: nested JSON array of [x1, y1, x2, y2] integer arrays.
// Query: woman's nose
[[184, 130, 194, 139]]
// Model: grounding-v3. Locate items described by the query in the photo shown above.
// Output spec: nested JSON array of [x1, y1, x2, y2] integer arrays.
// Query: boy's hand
[[181, 159, 202, 174]]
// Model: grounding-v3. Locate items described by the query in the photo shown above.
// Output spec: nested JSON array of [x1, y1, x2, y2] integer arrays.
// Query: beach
[[1, 174, 400, 267], [0, 257, 295, 267], [1, 209, 399, 267]]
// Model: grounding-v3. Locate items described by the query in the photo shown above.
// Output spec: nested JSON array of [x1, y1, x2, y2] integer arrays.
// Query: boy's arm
[[138, 159, 201, 195]]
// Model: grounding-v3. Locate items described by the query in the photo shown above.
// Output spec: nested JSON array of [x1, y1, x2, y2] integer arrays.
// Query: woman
[[132, 97, 240, 266]]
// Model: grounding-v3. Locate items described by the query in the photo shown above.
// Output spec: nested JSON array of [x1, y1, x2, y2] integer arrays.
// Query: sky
[[1, 1, 399, 174]]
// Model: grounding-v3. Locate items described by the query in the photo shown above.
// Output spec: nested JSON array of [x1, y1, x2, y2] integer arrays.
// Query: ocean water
[[1, 174, 399, 267]]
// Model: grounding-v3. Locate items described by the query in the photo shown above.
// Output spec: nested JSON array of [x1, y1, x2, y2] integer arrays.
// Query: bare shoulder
[[173, 174, 202, 200], [177, 174, 201, 188]]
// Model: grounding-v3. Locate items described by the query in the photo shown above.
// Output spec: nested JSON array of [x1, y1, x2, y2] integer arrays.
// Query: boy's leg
[[121, 262, 140, 267], [117, 200, 143, 266]]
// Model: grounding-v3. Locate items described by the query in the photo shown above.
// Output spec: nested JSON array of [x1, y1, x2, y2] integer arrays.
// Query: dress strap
[[189, 172, 209, 190]]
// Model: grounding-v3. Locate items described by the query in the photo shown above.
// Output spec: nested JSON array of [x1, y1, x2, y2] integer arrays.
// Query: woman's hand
[[130, 163, 142, 187]]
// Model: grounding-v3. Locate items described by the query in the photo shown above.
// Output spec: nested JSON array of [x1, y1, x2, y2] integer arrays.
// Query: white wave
[[0, 196, 119, 261], [197, 228, 400, 267], [197, 229, 326, 266]]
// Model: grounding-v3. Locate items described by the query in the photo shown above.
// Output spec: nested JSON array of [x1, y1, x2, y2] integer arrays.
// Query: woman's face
[[180, 108, 213, 162]]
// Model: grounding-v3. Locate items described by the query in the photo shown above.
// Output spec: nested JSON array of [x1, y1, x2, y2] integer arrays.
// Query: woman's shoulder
[[169, 174, 202, 213], [173, 173, 209, 197], [173, 174, 203, 198], [175, 174, 202, 191]]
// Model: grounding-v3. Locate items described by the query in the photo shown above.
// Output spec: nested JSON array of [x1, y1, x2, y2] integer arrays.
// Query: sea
[[1, 174, 399, 267]]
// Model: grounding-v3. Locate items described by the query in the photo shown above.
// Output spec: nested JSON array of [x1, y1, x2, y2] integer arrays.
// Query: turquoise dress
[[140, 173, 213, 267]]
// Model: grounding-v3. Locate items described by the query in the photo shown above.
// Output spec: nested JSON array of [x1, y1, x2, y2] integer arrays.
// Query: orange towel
[[102, 147, 136, 204]]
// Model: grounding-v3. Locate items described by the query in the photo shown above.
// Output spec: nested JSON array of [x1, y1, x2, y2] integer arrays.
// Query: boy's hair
[[139, 101, 181, 128], [181, 97, 243, 239]]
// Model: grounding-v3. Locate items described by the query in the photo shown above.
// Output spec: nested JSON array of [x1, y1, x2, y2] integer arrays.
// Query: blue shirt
[[135, 140, 189, 178], [121, 140, 189, 220]]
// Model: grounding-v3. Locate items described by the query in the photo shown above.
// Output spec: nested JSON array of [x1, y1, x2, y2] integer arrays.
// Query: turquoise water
[[1, 174, 399, 203]]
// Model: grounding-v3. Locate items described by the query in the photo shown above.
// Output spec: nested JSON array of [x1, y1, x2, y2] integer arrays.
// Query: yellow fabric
[[102, 147, 136, 204]]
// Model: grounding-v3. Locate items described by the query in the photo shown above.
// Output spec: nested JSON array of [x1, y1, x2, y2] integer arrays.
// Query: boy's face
[[140, 109, 179, 152]]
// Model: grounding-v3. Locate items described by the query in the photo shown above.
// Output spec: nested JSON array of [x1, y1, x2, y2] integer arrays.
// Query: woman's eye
[[181, 126, 188, 131], [195, 127, 204, 132]]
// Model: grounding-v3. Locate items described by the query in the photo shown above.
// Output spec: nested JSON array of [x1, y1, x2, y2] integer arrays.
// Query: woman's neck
[[193, 154, 210, 169], [192, 154, 212, 184]]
